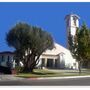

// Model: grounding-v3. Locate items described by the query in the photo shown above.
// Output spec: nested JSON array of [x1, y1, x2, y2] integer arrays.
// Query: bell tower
[[65, 14, 80, 49]]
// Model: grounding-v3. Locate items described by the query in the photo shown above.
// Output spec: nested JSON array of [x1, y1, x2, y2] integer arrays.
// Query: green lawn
[[16, 69, 90, 78]]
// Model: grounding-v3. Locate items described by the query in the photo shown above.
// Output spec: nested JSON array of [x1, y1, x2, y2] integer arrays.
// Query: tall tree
[[77, 23, 90, 71], [68, 23, 90, 73], [6, 22, 54, 73], [74, 28, 82, 73]]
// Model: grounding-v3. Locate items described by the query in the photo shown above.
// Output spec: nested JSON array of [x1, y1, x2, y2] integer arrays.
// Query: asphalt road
[[0, 77, 90, 86]]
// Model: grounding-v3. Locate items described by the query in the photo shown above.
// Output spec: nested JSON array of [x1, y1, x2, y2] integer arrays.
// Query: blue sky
[[0, 2, 90, 52]]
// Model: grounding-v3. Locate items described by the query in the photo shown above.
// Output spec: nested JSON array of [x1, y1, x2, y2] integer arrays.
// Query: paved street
[[0, 76, 90, 86]]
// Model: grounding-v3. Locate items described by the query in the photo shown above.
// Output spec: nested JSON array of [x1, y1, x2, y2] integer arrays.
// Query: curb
[[28, 75, 90, 80]]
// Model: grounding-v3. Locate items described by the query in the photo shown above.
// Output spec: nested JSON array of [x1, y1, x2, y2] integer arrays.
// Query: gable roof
[[42, 43, 70, 55]]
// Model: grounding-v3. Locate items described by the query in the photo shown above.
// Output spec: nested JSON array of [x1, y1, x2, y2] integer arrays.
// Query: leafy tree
[[6, 22, 54, 73], [74, 28, 82, 73], [68, 23, 90, 73], [77, 23, 90, 71]]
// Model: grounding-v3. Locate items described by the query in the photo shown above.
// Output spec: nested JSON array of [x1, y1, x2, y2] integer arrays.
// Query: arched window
[[73, 17, 76, 26]]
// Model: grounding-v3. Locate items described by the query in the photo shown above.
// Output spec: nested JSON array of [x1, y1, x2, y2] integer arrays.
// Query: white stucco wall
[[58, 45, 78, 69], [70, 27, 76, 36], [37, 43, 78, 69], [66, 14, 80, 50]]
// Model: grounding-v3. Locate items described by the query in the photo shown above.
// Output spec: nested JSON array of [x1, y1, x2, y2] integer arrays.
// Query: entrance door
[[47, 59, 53, 68]]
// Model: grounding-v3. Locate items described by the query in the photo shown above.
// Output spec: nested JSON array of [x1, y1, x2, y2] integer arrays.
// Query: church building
[[37, 13, 80, 69]]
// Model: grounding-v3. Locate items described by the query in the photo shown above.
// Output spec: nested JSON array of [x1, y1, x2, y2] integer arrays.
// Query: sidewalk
[[47, 69, 87, 73], [28, 75, 90, 80], [0, 75, 25, 81], [0, 74, 90, 81]]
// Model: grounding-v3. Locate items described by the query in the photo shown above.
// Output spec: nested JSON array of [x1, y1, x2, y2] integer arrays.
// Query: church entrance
[[47, 59, 53, 68]]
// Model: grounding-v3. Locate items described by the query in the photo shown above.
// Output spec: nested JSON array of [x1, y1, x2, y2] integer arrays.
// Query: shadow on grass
[[32, 72, 55, 75], [19, 70, 56, 76]]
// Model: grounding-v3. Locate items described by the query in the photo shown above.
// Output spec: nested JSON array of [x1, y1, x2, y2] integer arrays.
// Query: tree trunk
[[27, 60, 34, 73], [78, 61, 82, 74], [23, 55, 35, 73], [23, 54, 39, 73], [23, 65, 34, 73]]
